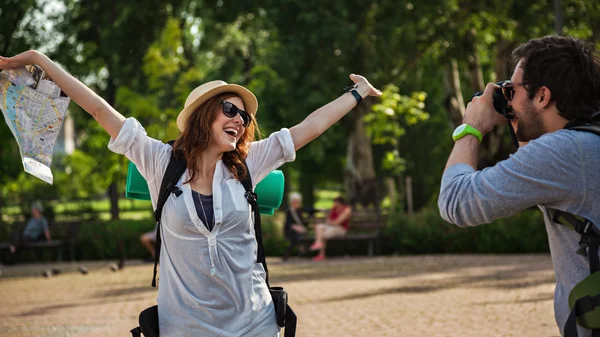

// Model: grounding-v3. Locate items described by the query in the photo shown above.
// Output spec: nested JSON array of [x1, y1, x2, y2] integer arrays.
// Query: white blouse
[[108, 118, 296, 337]]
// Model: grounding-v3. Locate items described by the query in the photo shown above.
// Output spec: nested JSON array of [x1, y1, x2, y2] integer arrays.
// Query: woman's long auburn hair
[[172, 92, 260, 184]]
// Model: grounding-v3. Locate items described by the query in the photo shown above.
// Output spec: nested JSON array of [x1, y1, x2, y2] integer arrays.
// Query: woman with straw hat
[[0, 50, 381, 336]]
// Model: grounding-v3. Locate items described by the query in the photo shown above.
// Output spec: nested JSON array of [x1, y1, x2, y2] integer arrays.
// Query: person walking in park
[[0, 50, 381, 336], [438, 36, 600, 337]]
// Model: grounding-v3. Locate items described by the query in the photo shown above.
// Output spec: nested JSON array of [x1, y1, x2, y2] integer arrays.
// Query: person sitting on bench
[[139, 222, 158, 262], [309, 196, 352, 261], [283, 192, 309, 261], [6, 202, 51, 264]]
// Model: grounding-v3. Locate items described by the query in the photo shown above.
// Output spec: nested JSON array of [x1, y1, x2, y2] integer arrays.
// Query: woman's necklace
[[197, 191, 215, 231], [197, 191, 217, 276]]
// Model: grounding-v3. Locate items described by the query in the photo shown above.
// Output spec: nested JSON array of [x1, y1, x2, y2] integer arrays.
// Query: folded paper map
[[0, 67, 71, 184]]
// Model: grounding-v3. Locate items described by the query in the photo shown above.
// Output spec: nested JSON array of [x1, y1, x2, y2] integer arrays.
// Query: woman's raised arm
[[0, 50, 125, 139], [289, 74, 381, 151]]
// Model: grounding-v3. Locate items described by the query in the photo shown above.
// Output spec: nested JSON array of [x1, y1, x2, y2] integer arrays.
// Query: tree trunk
[[594, 27, 600, 44], [108, 182, 119, 220], [299, 171, 316, 209], [405, 176, 413, 216], [105, 69, 120, 220], [554, 0, 564, 35], [87, 1, 121, 220], [443, 59, 465, 128], [0, 194, 4, 218], [344, 99, 378, 206], [477, 40, 519, 168], [466, 34, 509, 168], [385, 177, 397, 212], [466, 29, 484, 93], [0, 1, 33, 55], [396, 173, 405, 212], [589, 3, 600, 43], [494, 39, 513, 83]]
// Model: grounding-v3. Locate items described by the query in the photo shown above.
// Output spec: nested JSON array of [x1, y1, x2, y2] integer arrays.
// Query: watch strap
[[344, 84, 363, 106]]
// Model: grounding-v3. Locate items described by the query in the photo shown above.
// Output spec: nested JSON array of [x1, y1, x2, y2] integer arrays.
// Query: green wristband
[[452, 124, 483, 143]]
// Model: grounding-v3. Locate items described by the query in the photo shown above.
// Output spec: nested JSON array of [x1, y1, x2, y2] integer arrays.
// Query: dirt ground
[[0, 254, 561, 337]]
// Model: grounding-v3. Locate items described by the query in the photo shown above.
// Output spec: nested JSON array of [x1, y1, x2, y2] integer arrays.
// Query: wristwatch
[[344, 84, 362, 106], [452, 123, 483, 143]]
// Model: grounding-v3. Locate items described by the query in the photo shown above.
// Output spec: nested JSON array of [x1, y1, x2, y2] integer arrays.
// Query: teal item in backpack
[[568, 271, 600, 330], [125, 161, 284, 215]]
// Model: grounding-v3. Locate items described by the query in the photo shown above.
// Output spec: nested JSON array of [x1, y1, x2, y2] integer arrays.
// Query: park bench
[[298, 208, 388, 256], [0, 220, 81, 262]]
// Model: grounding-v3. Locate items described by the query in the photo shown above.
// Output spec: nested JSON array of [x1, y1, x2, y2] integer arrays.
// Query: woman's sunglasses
[[501, 81, 527, 101], [221, 101, 252, 127]]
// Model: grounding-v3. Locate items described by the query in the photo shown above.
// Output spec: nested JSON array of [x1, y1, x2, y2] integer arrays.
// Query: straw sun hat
[[176, 80, 258, 132]]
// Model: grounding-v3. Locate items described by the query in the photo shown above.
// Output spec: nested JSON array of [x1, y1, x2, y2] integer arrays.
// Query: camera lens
[[470, 81, 514, 119]]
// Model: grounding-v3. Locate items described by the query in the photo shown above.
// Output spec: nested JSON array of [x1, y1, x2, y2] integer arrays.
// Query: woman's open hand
[[349, 74, 382, 98], [0, 50, 40, 70]]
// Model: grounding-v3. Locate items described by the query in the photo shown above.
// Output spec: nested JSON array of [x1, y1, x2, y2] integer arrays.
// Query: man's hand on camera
[[463, 82, 506, 135]]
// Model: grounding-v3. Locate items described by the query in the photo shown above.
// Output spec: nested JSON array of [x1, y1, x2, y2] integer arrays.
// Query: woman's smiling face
[[210, 96, 247, 153]]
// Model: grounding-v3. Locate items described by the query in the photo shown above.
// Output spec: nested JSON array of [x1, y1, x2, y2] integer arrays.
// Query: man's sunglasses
[[221, 101, 252, 127], [501, 81, 527, 101]]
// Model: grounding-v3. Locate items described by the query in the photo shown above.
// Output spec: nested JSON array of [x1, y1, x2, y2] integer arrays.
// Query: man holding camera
[[438, 35, 600, 337]]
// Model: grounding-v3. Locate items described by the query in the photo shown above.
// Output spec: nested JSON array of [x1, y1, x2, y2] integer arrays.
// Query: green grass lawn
[[314, 189, 337, 209], [3, 198, 152, 214], [312, 189, 390, 210]]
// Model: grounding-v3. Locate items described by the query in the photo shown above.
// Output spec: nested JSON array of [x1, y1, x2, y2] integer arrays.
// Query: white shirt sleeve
[[107, 117, 171, 187], [246, 128, 296, 187]]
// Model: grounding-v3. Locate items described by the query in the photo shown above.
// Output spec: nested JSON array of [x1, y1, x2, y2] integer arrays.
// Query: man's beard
[[515, 101, 544, 142]]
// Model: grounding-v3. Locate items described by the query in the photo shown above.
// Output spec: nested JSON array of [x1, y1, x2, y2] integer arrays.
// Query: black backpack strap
[[151, 141, 187, 287], [569, 124, 600, 137], [565, 294, 600, 337], [130, 327, 142, 337], [566, 113, 600, 137], [286, 307, 297, 337], [240, 162, 297, 337], [239, 161, 269, 285], [552, 210, 600, 274]]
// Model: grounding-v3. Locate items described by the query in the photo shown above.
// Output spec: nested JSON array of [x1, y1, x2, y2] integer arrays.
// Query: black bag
[[130, 305, 159, 337], [130, 143, 296, 337], [269, 287, 288, 327]]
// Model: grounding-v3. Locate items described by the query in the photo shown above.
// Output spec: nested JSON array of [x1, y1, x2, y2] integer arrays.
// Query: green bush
[[381, 206, 549, 254], [75, 213, 287, 260], [1, 211, 287, 262], [259, 214, 288, 257], [4, 205, 551, 262], [76, 219, 156, 260]]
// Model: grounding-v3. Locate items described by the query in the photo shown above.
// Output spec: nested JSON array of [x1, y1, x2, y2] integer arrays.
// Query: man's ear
[[537, 86, 552, 109]]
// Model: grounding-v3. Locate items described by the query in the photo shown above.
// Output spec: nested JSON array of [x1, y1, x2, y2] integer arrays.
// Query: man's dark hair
[[512, 36, 600, 121]]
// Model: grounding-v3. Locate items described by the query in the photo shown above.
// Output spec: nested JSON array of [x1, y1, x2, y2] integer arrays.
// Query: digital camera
[[471, 81, 515, 120]]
